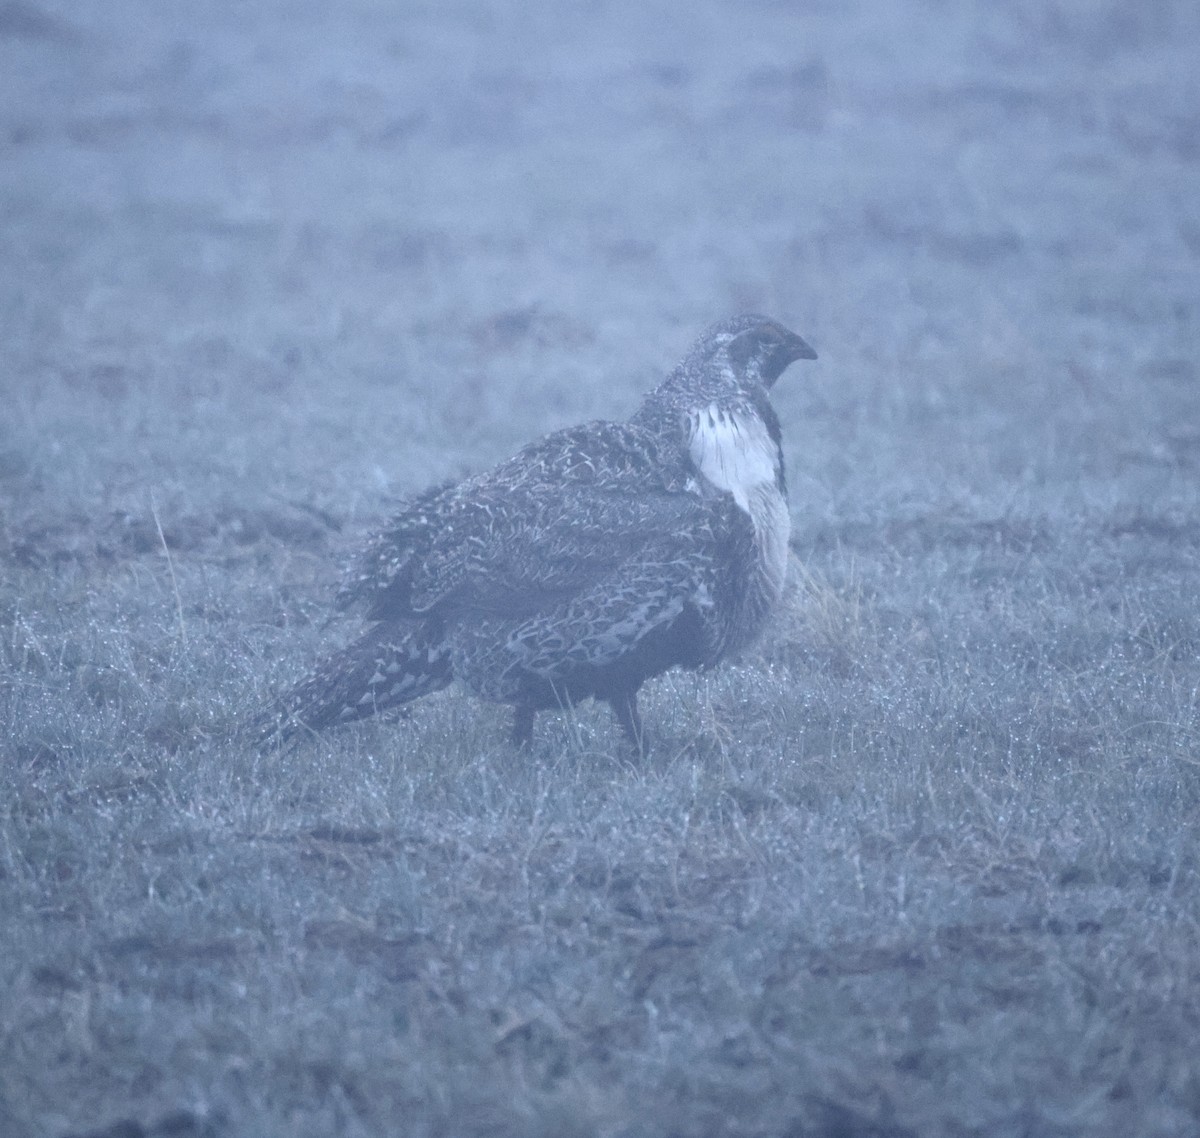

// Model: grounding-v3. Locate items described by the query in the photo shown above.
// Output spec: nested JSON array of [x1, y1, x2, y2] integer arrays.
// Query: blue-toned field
[[2, 2, 1198, 1135]]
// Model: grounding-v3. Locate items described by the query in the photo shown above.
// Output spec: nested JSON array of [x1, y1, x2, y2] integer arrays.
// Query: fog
[[3, 3, 1198, 1136]]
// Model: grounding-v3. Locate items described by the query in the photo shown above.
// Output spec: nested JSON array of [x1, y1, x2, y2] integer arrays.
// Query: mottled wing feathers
[[444, 519, 729, 708], [505, 536, 714, 675], [414, 487, 704, 616], [335, 480, 457, 618], [340, 420, 692, 623]]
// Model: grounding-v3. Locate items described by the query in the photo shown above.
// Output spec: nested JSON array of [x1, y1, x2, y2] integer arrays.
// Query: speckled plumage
[[252, 315, 816, 749]]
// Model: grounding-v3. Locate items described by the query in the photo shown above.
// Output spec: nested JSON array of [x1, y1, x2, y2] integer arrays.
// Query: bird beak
[[761, 326, 817, 387], [789, 333, 818, 361]]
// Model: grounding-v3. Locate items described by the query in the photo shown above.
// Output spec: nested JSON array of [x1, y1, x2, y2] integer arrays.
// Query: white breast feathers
[[688, 402, 790, 600], [687, 403, 782, 512]]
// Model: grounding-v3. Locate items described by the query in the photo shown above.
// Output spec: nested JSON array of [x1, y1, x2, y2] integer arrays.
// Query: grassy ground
[[2, 1, 1199, 1135]]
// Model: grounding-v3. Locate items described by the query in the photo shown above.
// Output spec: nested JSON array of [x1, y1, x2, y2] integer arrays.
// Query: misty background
[[5, 0, 1196, 523]]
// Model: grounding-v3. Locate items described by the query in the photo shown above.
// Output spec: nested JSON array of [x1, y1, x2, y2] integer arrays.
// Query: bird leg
[[610, 690, 645, 755], [511, 704, 536, 749]]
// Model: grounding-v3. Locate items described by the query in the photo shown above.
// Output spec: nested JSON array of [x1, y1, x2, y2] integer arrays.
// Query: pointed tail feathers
[[247, 624, 452, 748]]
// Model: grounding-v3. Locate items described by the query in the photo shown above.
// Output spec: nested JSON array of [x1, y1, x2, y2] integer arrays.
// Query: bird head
[[634, 315, 817, 434], [698, 314, 818, 389]]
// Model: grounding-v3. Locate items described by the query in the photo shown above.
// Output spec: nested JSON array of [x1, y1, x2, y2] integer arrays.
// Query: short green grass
[[3, 1, 1199, 1135]]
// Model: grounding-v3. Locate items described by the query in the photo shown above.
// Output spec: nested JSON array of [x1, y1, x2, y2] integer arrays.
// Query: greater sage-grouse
[[253, 315, 816, 749]]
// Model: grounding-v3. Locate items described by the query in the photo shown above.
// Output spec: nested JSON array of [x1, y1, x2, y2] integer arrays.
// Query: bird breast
[[687, 403, 790, 602]]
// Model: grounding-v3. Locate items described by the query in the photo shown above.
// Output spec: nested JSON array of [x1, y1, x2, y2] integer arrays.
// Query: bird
[[250, 314, 817, 751]]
